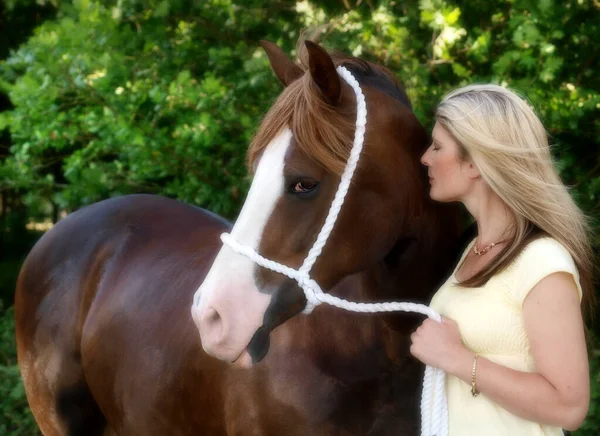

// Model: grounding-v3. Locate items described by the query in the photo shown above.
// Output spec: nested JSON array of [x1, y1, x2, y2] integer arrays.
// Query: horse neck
[[360, 199, 463, 331]]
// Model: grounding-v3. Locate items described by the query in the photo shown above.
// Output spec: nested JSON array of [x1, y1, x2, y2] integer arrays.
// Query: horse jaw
[[191, 129, 292, 364]]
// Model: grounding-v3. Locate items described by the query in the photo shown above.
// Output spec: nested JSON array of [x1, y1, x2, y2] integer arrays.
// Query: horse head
[[191, 39, 434, 367]]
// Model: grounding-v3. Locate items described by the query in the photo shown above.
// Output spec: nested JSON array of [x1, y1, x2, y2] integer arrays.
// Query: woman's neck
[[462, 184, 515, 245]]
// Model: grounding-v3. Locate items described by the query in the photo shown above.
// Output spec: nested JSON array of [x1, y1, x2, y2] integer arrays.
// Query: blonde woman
[[410, 84, 595, 435]]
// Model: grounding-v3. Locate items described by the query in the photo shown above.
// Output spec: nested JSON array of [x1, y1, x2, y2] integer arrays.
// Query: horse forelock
[[247, 46, 411, 178]]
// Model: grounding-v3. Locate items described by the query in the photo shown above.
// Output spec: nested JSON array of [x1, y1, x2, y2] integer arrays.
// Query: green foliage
[[0, 0, 598, 434], [1, 0, 597, 223], [0, 303, 39, 435], [1, 0, 301, 219], [581, 345, 600, 434], [0, 260, 23, 305], [0, 205, 43, 304], [0, 303, 17, 364]]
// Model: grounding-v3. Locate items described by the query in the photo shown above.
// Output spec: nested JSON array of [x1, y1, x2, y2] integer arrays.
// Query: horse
[[14, 39, 465, 436]]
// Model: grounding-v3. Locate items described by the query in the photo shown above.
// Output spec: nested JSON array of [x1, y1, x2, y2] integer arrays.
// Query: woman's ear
[[465, 160, 481, 180]]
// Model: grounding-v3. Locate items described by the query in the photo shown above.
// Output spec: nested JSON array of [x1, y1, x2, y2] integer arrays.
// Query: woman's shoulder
[[517, 236, 575, 267], [508, 236, 581, 304]]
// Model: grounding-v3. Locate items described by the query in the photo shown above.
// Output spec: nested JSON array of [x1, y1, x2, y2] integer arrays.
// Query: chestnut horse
[[15, 40, 465, 435]]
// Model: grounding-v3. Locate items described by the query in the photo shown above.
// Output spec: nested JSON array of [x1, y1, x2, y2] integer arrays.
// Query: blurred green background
[[0, 0, 598, 434]]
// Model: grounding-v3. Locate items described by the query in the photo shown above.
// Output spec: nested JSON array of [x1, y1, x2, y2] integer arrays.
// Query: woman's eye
[[292, 181, 318, 193]]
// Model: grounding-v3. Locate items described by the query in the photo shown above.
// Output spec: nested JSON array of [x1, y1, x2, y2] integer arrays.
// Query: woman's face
[[420, 122, 477, 202]]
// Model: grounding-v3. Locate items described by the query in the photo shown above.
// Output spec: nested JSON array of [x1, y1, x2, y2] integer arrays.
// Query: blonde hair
[[436, 84, 595, 320]]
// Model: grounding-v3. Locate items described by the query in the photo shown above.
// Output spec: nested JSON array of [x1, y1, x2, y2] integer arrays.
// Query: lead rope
[[221, 66, 448, 436]]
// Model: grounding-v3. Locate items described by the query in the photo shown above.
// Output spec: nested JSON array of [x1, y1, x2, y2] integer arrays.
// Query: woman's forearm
[[449, 350, 588, 431]]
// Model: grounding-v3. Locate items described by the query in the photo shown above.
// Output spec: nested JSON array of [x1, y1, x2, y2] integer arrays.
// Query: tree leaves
[[0, 0, 598, 233]]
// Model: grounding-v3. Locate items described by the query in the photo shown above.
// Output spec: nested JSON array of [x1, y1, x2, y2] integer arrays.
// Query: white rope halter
[[221, 66, 448, 436]]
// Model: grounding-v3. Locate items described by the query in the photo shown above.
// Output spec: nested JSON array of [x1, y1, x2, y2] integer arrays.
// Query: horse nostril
[[200, 307, 224, 344], [205, 307, 220, 324]]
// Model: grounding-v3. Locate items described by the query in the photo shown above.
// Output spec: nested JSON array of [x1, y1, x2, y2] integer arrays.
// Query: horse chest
[[221, 331, 414, 435]]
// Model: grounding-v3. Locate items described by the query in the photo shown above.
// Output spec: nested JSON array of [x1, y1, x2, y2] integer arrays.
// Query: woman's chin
[[429, 190, 442, 201], [429, 190, 455, 203]]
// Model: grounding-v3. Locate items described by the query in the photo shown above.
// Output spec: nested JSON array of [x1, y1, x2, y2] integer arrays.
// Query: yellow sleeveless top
[[429, 237, 582, 436]]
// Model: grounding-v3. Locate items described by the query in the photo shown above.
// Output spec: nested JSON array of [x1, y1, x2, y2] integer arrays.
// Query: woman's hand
[[409, 316, 472, 375]]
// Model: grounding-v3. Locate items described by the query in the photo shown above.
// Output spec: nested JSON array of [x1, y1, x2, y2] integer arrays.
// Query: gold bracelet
[[471, 354, 480, 397]]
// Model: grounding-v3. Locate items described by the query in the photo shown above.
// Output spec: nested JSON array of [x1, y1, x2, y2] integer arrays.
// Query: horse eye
[[292, 181, 318, 194]]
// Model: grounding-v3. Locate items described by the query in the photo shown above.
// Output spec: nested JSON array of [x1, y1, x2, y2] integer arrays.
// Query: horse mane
[[246, 41, 412, 176]]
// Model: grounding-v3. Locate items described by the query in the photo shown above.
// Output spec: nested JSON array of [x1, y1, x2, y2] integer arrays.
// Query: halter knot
[[296, 273, 321, 314]]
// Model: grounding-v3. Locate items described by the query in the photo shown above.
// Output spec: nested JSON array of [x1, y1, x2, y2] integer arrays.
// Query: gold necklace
[[472, 238, 508, 256]]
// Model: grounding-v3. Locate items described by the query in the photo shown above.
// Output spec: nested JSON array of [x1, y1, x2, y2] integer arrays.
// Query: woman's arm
[[447, 271, 589, 430]]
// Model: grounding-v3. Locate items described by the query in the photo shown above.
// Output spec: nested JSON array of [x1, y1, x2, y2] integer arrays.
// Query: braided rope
[[220, 66, 447, 436], [299, 67, 366, 277]]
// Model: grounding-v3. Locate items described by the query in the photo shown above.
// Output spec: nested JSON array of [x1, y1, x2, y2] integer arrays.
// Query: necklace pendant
[[473, 241, 496, 256]]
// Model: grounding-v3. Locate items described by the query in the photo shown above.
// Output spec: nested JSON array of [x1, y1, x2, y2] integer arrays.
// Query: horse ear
[[260, 40, 304, 87], [305, 40, 341, 106]]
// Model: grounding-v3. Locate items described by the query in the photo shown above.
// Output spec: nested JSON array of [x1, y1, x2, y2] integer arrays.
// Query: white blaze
[[191, 128, 292, 359]]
